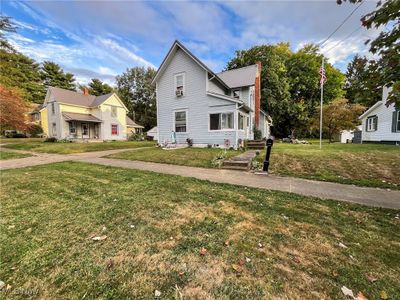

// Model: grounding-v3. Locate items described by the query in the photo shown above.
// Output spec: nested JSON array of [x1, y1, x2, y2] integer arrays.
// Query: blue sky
[[2, 0, 381, 85]]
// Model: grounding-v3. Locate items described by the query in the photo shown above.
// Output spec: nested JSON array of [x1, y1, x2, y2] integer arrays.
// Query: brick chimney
[[83, 88, 90, 96], [255, 61, 261, 129]]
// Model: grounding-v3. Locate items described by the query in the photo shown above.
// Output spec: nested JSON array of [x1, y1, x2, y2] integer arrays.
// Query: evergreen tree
[[40, 61, 76, 91], [88, 78, 113, 96]]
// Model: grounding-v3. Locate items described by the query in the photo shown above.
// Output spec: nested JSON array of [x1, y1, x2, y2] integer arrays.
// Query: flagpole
[[319, 57, 324, 150]]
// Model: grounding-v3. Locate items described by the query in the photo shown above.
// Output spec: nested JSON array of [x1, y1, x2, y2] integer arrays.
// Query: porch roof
[[62, 112, 102, 123]]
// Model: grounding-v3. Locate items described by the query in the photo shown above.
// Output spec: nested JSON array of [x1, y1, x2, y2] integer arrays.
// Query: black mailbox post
[[263, 138, 274, 172]]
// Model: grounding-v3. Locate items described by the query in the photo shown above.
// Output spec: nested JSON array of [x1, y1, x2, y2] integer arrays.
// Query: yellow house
[[40, 87, 142, 140]]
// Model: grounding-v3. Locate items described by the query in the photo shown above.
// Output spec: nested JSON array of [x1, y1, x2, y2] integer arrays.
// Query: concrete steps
[[222, 160, 250, 171], [246, 140, 265, 150]]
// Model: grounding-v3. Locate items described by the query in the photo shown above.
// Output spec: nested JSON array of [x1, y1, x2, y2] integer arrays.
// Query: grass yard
[[253, 142, 400, 189], [2, 140, 155, 154], [0, 151, 31, 160], [1, 162, 399, 299], [0, 138, 45, 144], [108, 147, 238, 168]]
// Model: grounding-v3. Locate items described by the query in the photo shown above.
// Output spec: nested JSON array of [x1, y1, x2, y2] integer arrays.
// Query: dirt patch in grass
[[1, 162, 399, 299]]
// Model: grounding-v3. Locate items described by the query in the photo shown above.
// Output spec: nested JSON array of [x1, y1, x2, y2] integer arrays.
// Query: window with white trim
[[210, 113, 234, 130], [111, 106, 117, 118], [51, 123, 57, 136], [397, 110, 400, 132], [174, 111, 187, 132], [366, 116, 378, 132], [175, 73, 185, 96], [233, 89, 240, 99], [238, 113, 245, 130], [51, 102, 55, 115], [111, 124, 118, 135], [69, 122, 76, 134]]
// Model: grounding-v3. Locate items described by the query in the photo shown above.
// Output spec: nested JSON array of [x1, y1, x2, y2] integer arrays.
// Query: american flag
[[319, 64, 326, 85]]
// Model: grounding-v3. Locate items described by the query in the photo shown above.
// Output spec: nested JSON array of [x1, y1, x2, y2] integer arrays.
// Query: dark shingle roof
[[126, 116, 144, 128], [62, 112, 102, 123]]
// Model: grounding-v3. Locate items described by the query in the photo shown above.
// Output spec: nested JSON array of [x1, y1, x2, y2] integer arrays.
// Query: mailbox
[[263, 138, 274, 172]]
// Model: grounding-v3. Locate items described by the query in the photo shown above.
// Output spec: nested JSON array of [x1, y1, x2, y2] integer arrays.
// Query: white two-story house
[[152, 40, 271, 148]]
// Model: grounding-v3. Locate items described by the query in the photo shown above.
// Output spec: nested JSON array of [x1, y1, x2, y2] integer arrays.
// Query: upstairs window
[[175, 73, 185, 97], [51, 102, 55, 115], [174, 111, 187, 132], [111, 106, 117, 118], [366, 116, 378, 132], [210, 113, 234, 130], [233, 89, 240, 99]]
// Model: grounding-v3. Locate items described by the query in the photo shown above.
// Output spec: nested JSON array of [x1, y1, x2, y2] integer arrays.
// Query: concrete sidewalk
[[1, 149, 399, 209], [82, 157, 400, 209]]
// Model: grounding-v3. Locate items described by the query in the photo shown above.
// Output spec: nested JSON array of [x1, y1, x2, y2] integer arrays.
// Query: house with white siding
[[359, 87, 400, 145], [152, 40, 271, 148]]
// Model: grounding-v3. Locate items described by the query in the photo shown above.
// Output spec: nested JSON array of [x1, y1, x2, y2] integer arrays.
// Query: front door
[[81, 123, 89, 138]]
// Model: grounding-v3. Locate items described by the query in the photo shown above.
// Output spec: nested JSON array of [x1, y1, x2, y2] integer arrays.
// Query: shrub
[[211, 150, 227, 168], [44, 137, 57, 143], [27, 124, 43, 137], [253, 126, 262, 140], [128, 133, 144, 141]]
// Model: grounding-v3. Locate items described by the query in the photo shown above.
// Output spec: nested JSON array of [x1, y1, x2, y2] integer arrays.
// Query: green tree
[[0, 50, 45, 103], [338, 0, 400, 105], [311, 98, 365, 142], [40, 61, 76, 91], [0, 15, 17, 52], [226, 43, 345, 137], [88, 78, 113, 96], [116, 67, 156, 131], [226, 43, 291, 136], [344, 55, 384, 107]]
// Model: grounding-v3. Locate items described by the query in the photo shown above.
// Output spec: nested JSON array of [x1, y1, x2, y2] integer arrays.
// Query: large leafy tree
[[88, 78, 113, 96], [311, 98, 365, 142], [344, 55, 384, 107], [338, 0, 400, 105], [226, 43, 291, 136], [40, 61, 76, 91], [0, 15, 17, 52], [226, 43, 345, 137], [116, 67, 156, 131]]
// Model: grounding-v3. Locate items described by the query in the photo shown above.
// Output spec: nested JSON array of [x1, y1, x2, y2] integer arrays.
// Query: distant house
[[152, 40, 271, 148], [126, 116, 144, 137], [359, 87, 400, 145], [40, 87, 143, 141], [146, 126, 158, 141]]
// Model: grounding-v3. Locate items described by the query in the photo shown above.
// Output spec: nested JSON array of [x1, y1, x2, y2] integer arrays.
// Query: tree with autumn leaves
[[0, 85, 30, 131]]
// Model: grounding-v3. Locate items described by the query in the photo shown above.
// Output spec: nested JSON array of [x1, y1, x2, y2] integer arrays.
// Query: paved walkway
[[1, 149, 399, 209]]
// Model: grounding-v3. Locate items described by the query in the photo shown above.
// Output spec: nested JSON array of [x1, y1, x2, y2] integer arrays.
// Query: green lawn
[[0, 138, 45, 144], [252, 142, 400, 189], [2, 140, 155, 154], [108, 147, 239, 168], [0, 151, 31, 160], [1, 162, 399, 299]]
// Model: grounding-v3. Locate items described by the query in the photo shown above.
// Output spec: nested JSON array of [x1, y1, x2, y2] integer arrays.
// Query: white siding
[[156, 48, 240, 146], [360, 102, 400, 143]]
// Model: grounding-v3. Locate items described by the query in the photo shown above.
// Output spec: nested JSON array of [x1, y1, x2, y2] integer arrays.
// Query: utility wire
[[319, 0, 364, 47], [323, 26, 362, 53]]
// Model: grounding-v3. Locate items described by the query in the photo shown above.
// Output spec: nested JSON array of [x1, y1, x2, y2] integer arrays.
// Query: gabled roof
[[152, 40, 230, 89], [126, 116, 144, 128], [359, 101, 383, 119], [217, 64, 258, 88], [47, 87, 124, 109]]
